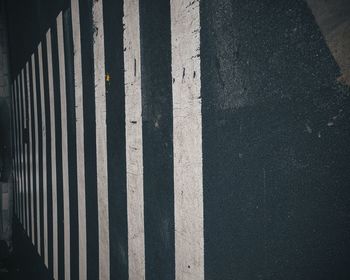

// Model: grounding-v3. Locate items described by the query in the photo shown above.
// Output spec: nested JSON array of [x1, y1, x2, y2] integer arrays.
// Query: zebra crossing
[[10, 0, 349, 279], [11, 0, 204, 279]]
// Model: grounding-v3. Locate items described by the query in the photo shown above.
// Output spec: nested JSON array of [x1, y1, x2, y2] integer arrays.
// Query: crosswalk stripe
[[170, 0, 204, 279], [38, 42, 49, 267], [123, 0, 146, 278], [57, 12, 71, 280], [71, 1, 87, 279], [92, 1, 110, 279], [31, 53, 41, 253]]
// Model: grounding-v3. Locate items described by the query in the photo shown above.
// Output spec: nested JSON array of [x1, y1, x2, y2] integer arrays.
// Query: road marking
[[31, 53, 41, 254], [26, 61, 35, 245], [171, 0, 204, 279], [123, 0, 145, 278], [71, 1, 87, 279], [57, 12, 71, 280], [46, 28, 59, 279], [21, 68, 30, 236], [91, 1, 110, 279], [38, 42, 48, 267]]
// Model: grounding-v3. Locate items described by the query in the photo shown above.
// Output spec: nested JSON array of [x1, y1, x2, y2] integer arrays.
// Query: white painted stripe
[[123, 0, 145, 278], [32, 53, 41, 254], [26, 61, 35, 245], [71, 1, 87, 279], [18, 75, 22, 222], [17, 75, 23, 224], [13, 80, 19, 219], [20, 72, 25, 228], [21, 68, 30, 236], [38, 42, 49, 267], [15, 76, 21, 223], [46, 29, 59, 280], [92, 1, 110, 279], [57, 12, 71, 280], [20, 70, 26, 232], [171, 0, 204, 279], [18, 73, 25, 227], [10, 85, 14, 214], [13, 79, 18, 219], [11, 83, 18, 217]]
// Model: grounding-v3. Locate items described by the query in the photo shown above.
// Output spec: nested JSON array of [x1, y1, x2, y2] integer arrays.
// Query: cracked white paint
[[31, 53, 41, 255], [46, 29, 58, 280], [71, 0, 87, 279], [38, 42, 48, 267], [171, 0, 204, 279], [123, 0, 145, 278], [92, 1, 110, 279], [26, 61, 35, 245], [57, 12, 71, 280]]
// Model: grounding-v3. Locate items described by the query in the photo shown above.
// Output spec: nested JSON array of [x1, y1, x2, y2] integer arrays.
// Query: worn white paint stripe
[[18, 76, 22, 222], [92, 2, 110, 279], [22, 70, 27, 231], [15, 76, 21, 223], [57, 12, 71, 280], [14, 79, 18, 219], [18, 75, 24, 225], [20, 72, 25, 229], [32, 53, 41, 254], [38, 42, 49, 267], [71, 1, 87, 279], [10, 85, 15, 215], [18, 73, 25, 227], [21, 70, 26, 233], [123, 0, 145, 279], [46, 29, 59, 280], [12, 82, 18, 218], [21, 68, 30, 236], [14, 82, 19, 219], [13, 79, 18, 219], [171, 0, 204, 279], [26, 61, 35, 245]]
